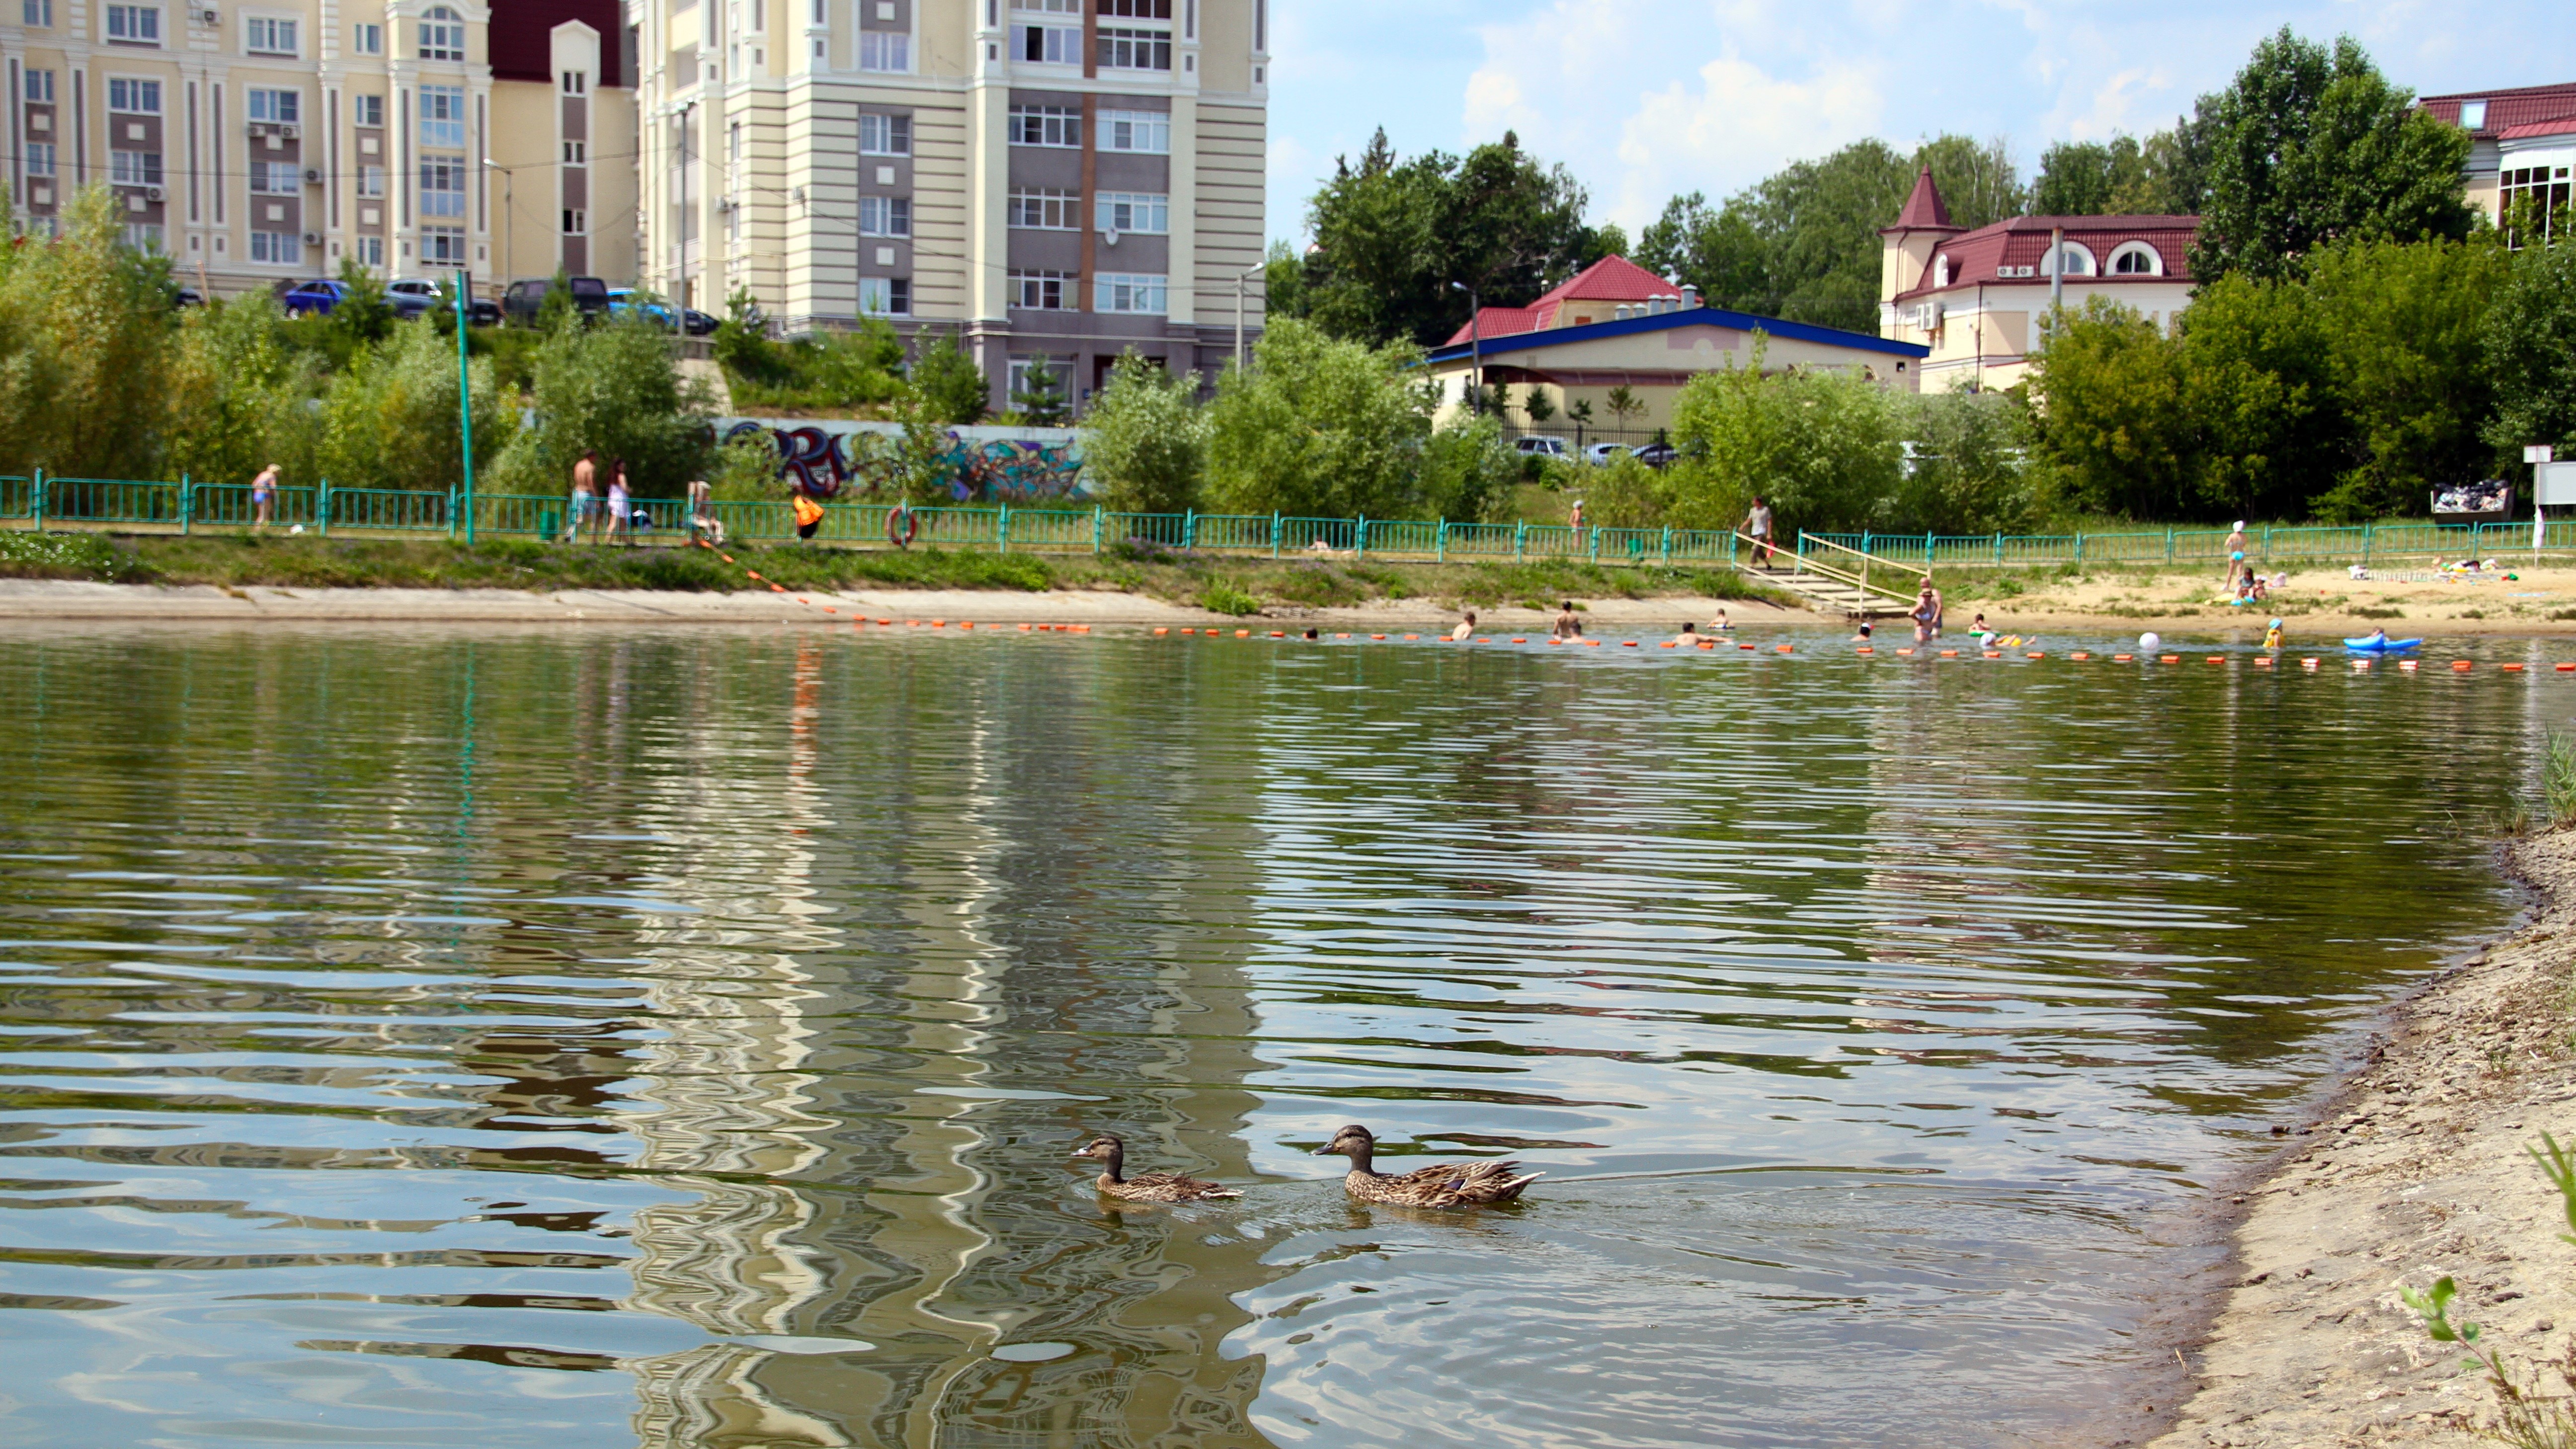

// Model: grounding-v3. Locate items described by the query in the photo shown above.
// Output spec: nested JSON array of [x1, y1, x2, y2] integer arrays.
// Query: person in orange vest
[[791, 489, 825, 542]]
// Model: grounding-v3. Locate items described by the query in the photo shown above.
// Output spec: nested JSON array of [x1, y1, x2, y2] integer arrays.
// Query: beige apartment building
[[631, 0, 1268, 414], [0, 0, 636, 293]]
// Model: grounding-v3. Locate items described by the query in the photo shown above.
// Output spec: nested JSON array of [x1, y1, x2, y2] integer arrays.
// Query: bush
[[0, 185, 179, 480], [910, 333, 990, 424], [1418, 416, 1519, 524], [1207, 318, 1433, 519], [492, 318, 714, 498], [2486, 240, 2576, 462], [1082, 351, 1207, 514], [1893, 389, 2037, 534], [1200, 579, 1262, 615], [1664, 342, 1902, 533], [0, 531, 151, 581], [320, 315, 516, 494]]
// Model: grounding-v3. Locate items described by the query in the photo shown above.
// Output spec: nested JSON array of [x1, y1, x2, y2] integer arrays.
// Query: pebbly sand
[[2142, 829, 2576, 1449]]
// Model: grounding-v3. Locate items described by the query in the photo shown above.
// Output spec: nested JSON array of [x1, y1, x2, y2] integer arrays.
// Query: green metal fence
[[8, 470, 2570, 570]]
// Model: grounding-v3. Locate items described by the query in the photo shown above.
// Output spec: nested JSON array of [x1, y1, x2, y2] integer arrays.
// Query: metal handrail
[[1734, 533, 1921, 606], [1797, 530, 1932, 593]]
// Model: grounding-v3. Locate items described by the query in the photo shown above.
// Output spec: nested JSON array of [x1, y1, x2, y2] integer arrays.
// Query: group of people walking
[[565, 451, 639, 544]]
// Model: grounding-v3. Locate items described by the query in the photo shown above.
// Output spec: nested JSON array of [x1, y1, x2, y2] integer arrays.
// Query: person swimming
[[1852, 622, 1873, 641], [1669, 622, 1702, 646], [1709, 608, 1733, 632], [1450, 610, 1477, 642], [2263, 618, 2283, 649], [1551, 602, 1583, 640]]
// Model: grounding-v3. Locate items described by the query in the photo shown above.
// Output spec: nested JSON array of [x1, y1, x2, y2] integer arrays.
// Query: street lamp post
[[1449, 279, 1481, 416], [1233, 260, 1265, 373], [482, 157, 515, 292]]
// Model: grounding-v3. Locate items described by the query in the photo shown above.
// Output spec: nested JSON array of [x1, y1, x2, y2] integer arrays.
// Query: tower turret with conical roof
[[1879, 166, 1965, 335]]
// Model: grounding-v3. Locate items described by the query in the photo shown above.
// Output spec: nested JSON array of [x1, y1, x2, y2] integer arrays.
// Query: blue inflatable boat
[[2342, 636, 2423, 652]]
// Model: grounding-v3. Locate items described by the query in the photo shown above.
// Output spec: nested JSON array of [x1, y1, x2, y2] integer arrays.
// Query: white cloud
[[1611, 54, 1890, 226]]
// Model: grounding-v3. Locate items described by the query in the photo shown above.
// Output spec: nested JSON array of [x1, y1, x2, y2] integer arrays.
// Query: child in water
[[2263, 618, 2283, 649]]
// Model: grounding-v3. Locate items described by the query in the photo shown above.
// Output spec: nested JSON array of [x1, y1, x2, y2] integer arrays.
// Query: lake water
[[0, 622, 2544, 1448]]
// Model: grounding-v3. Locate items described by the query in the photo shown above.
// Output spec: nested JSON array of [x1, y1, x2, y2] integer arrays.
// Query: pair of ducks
[[1073, 1125, 1542, 1208]]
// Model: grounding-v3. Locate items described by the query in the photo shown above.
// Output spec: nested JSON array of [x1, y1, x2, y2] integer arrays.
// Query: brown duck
[[1312, 1124, 1541, 1208], [1074, 1134, 1242, 1203]]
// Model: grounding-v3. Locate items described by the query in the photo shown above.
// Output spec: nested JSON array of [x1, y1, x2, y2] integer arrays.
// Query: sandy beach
[[2145, 831, 2576, 1449]]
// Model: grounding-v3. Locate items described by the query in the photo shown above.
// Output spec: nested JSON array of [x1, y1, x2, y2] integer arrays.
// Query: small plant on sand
[[1200, 579, 1261, 617], [2545, 732, 2576, 829], [2400, 1134, 2576, 1448]]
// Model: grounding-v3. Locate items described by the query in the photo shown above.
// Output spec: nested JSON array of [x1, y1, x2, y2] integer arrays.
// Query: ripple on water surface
[[0, 623, 2531, 1448]]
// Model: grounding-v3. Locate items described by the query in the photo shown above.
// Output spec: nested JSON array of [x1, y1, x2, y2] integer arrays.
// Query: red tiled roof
[[2497, 114, 2576, 141], [1893, 215, 2201, 302], [1443, 256, 1684, 346], [1885, 166, 1959, 233], [2419, 81, 2576, 136]]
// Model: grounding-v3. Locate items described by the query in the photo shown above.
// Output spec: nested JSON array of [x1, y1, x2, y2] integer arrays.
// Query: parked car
[[681, 307, 719, 336], [1513, 436, 1571, 459], [1583, 443, 1629, 466], [607, 288, 680, 330], [1631, 443, 1680, 469], [171, 286, 205, 309], [501, 275, 612, 324], [280, 278, 434, 320], [387, 278, 500, 326]]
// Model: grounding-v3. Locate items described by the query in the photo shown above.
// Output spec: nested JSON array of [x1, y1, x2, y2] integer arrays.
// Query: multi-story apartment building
[[631, 0, 1268, 415], [0, 0, 636, 294]]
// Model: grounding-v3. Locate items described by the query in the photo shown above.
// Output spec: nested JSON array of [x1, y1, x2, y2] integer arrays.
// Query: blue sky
[[1262, 0, 2576, 245]]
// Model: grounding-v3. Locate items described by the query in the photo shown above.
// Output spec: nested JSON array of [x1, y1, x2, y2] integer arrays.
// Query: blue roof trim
[[1424, 305, 1930, 364]]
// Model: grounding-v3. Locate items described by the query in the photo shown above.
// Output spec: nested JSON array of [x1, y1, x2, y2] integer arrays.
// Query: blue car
[[280, 278, 432, 320], [607, 289, 680, 330]]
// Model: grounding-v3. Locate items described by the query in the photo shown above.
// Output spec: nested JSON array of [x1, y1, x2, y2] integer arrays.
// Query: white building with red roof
[[1878, 167, 2199, 393], [1429, 255, 1928, 438], [2419, 81, 2576, 243]]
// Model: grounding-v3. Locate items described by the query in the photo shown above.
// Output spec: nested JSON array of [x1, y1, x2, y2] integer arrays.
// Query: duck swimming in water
[[1312, 1124, 1542, 1208], [1073, 1134, 1241, 1203]]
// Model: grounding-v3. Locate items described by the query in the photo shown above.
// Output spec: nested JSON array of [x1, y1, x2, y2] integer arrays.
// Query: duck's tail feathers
[[1201, 1188, 1244, 1199]]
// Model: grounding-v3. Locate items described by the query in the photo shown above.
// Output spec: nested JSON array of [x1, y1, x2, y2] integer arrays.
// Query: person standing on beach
[[687, 479, 724, 546], [1744, 496, 1775, 568], [2224, 521, 2248, 587], [567, 451, 598, 544], [605, 460, 632, 546], [249, 463, 280, 532]]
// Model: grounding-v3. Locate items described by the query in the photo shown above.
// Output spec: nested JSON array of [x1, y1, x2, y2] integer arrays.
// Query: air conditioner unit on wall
[[302, 231, 321, 246], [281, 124, 300, 141], [146, 185, 163, 203], [303, 167, 322, 185]]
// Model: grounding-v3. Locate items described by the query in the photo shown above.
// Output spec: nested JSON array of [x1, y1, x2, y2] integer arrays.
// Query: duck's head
[[1073, 1134, 1125, 1163], [1312, 1124, 1375, 1159]]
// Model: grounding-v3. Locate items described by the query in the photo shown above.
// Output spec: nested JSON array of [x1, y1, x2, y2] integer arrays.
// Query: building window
[[1100, 109, 1170, 154], [1098, 0, 1171, 14], [561, 70, 588, 96], [109, 78, 164, 114], [858, 195, 911, 236], [244, 15, 298, 55], [245, 87, 298, 124], [1014, 0, 1077, 9], [1095, 191, 1167, 235], [1007, 270, 1069, 310], [1007, 355, 1065, 400], [21, 0, 51, 26], [1093, 272, 1166, 314], [123, 223, 164, 252], [357, 236, 384, 268], [249, 230, 300, 264], [356, 165, 385, 198], [24, 142, 53, 177], [1012, 21, 1077, 63], [250, 160, 298, 193], [2500, 163, 2572, 249], [1097, 26, 1171, 71], [353, 21, 382, 55], [858, 276, 909, 315], [24, 69, 54, 103], [859, 31, 909, 71], [1007, 104, 1079, 147], [2109, 244, 2161, 275], [859, 112, 911, 156], [2459, 99, 2489, 130], [111, 150, 164, 186], [418, 4, 463, 61], [562, 208, 587, 234], [419, 87, 465, 148], [104, 3, 160, 44], [1007, 188, 1076, 230], [353, 94, 383, 127], [420, 158, 467, 219], [423, 227, 465, 264], [563, 140, 587, 165]]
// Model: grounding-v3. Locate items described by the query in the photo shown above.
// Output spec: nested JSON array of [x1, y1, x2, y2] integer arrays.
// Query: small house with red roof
[[1427, 255, 1928, 437], [1879, 166, 2199, 392], [2419, 81, 2576, 241]]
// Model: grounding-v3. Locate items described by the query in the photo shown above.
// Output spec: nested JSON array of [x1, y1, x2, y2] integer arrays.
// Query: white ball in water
[[2138, 632, 2160, 651]]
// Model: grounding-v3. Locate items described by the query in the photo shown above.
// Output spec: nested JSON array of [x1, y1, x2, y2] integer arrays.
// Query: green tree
[[2171, 272, 2335, 521], [1892, 390, 2038, 534], [1207, 317, 1432, 518], [2031, 136, 2150, 216], [2024, 297, 2198, 518], [1081, 351, 1207, 515], [1664, 343, 1904, 533], [1294, 128, 1610, 347], [2192, 29, 2476, 282], [2113, 117, 2217, 214], [0, 185, 178, 479], [1011, 356, 1069, 426], [2304, 236, 2510, 517], [165, 290, 325, 492], [2485, 239, 2576, 461], [910, 331, 989, 424], [489, 318, 707, 497], [329, 253, 397, 349], [1914, 134, 2027, 232], [322, 316, 515, 492], [1417, 415, 1518, 523]]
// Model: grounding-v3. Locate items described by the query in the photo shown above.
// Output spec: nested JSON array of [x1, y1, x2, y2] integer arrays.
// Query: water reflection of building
[[608, 637, 1282, 1447]]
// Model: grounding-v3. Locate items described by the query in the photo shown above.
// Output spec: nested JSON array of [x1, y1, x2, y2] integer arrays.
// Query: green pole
[[31, 467, 42, 533], [180, 472, 191, 536], [1437, 518, 1447, 564], [1093, 505, 1103, 554], [455, 266, 475, 545], [318, 477, 330, 537]]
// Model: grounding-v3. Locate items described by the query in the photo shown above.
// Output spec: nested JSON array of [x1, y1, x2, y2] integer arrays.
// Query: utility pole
[[456, 265, 476, 545], [1449, 279, 1480, 415], [1233, 261, 1264, 373]]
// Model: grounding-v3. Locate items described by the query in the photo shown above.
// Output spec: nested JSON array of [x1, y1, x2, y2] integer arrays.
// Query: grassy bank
[[0, 531, 1790, 614]]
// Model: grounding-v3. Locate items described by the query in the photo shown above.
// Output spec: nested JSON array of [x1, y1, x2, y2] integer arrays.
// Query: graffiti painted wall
[[717, 418, 1085, 503]]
